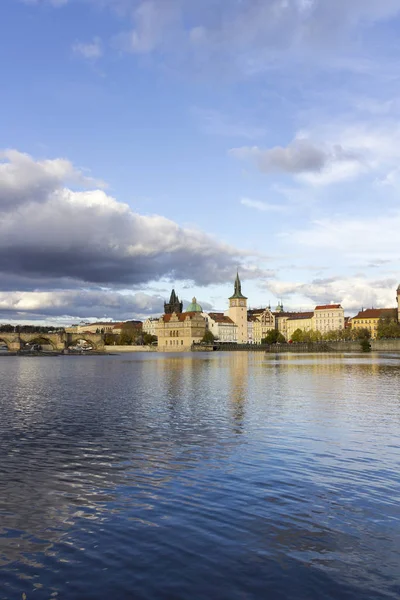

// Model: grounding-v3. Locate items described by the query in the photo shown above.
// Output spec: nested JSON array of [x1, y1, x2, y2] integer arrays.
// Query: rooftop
[[286, 312, 314, 321], [315, 304, 342, 310], [208, 313, 235, 324], [353, 308, 397, 320], [162, 312, 203, 323]]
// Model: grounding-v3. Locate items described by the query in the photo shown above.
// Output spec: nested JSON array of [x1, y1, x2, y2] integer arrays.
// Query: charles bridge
[[0, 332, 105, 352]]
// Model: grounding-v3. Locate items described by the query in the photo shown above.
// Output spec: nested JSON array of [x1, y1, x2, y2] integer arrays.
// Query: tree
[[377, 317, 400, 339], [119, 322, 141, 345], [202, 330, 216, 343], [262, 329, 286, 344], [143, 333, 157, 345], [360, 338, 371, 352], [353, 327, 371, 341], [291, 328, 304, 343]]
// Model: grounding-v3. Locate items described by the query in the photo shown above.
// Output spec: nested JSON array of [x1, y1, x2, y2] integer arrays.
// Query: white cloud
[[285, 211, 400, 257], [72, 37, 103, 60], [0, 289, 165, 322], [0, 149, 105, 210], [115, 0, 180, 54], [265, 275, 398, 312], [192, 108, 266, 139], [240, 197, 287, 212]]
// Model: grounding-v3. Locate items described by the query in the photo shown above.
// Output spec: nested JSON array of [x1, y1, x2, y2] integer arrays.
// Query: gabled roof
[[162, 312, 203, 323], [353, 308, 397, 320], [315, 304, 342, 310], [208, 313, 235, 324]]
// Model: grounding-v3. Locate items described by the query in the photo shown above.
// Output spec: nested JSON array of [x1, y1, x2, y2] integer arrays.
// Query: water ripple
[[0, 352, 399, 599]]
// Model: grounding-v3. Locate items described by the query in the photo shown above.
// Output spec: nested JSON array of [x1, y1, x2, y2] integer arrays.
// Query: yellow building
[[228, 273, 248, 343], [156, 312, 207, 351], [351, 308, 397, 339], [286, 313, 314, 340], [66, 322, 125, 334], [252, 308, 275, 344]]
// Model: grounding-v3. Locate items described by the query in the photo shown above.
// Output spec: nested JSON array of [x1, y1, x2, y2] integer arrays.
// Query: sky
[[1, 0, 400, 324]]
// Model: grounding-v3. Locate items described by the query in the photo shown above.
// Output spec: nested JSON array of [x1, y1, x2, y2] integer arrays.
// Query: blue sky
[[1, 0, 400, 323]]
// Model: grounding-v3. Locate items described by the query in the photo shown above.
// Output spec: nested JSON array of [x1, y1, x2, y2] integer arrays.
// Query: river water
[[0, 352, 399, 600]]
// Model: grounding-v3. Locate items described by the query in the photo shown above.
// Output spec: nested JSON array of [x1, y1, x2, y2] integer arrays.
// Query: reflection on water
[[0, 352, 399, 599]]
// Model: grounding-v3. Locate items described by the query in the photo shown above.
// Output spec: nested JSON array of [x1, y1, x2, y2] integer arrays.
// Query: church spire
[[164, 288, 183, 314], [229, 271, 247, 300]]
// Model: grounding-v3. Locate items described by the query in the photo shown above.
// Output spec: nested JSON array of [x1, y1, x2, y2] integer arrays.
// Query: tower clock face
[[239, 300, 245, 306]]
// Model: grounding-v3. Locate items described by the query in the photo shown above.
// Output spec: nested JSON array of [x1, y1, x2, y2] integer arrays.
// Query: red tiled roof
[[353, 308, 397, 320], [273, 311, 311, 318], [208, 313, 235, 324], [315, 304, 342, 310], [162, 311, 202, 323]]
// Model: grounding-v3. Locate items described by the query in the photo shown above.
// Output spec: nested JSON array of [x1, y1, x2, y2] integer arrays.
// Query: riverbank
[[105, 345, 156, 353]]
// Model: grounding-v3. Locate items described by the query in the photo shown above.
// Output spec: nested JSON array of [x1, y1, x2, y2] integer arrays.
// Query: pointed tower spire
[[229, 271, 247, 300]]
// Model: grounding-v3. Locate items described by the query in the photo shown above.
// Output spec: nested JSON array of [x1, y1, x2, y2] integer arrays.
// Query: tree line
[[261, 316, 400, 345], [0, 324, 64, 333]]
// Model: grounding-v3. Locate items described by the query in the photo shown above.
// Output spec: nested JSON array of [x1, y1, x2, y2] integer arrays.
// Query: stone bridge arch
[[20, 333, 65, 351], [20, 335, 57, 351], [66, 333, 104, 351], [0, 336, 18, 352]]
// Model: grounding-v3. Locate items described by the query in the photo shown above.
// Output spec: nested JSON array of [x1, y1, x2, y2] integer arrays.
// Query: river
[[0, 352, 399, 599]]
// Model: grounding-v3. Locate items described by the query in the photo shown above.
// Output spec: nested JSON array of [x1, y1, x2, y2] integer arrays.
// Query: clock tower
[[397, 284, 400, 323], [228, 272, 248, 344]]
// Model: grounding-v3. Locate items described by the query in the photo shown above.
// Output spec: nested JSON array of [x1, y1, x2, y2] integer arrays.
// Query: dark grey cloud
[[0, 150, 265, 290], [230, 140, 362, 174]]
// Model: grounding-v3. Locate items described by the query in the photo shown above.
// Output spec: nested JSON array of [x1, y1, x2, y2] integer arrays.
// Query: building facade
[[142, 317, 159, 337], [285, 313, 314, 340], [228, 273, 248, 344], [205, 313, 237, 342], [252, 308, 276, 344], [351, 308, 397, 339], [397, 285, 400, 322], [156, 312, 207, 351], [314, 305, 345, 334]]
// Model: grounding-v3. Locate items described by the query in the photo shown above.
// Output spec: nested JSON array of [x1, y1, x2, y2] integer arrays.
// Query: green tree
[[377, 317, 400, 339], [202, 330, 216, 343], [291, 328, 304, 343], [143, 333, 158, 345], [360, 338, 371, 352], [104, 333, 118, 345], [119, 323, 141, 345], [353, 327, 371, 341], [262, 329, 286, 344]]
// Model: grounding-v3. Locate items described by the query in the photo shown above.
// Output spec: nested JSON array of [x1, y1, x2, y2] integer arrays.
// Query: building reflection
[[228, 353, 249, 433]]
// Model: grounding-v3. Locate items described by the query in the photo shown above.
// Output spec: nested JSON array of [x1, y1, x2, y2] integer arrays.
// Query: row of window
[[165, 340, 184, 346]]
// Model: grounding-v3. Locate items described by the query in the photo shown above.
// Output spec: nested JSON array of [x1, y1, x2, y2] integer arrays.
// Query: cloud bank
[[0, 149, 264, 321]]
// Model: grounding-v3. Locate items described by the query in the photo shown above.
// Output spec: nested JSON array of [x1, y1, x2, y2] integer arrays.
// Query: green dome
[[186, 297, 203, 312]]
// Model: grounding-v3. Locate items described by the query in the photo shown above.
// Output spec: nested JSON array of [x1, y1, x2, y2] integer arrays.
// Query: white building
[[203, 313, 237, 342], [314, 304, 344, 334], [142, 317, 159, 337]]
